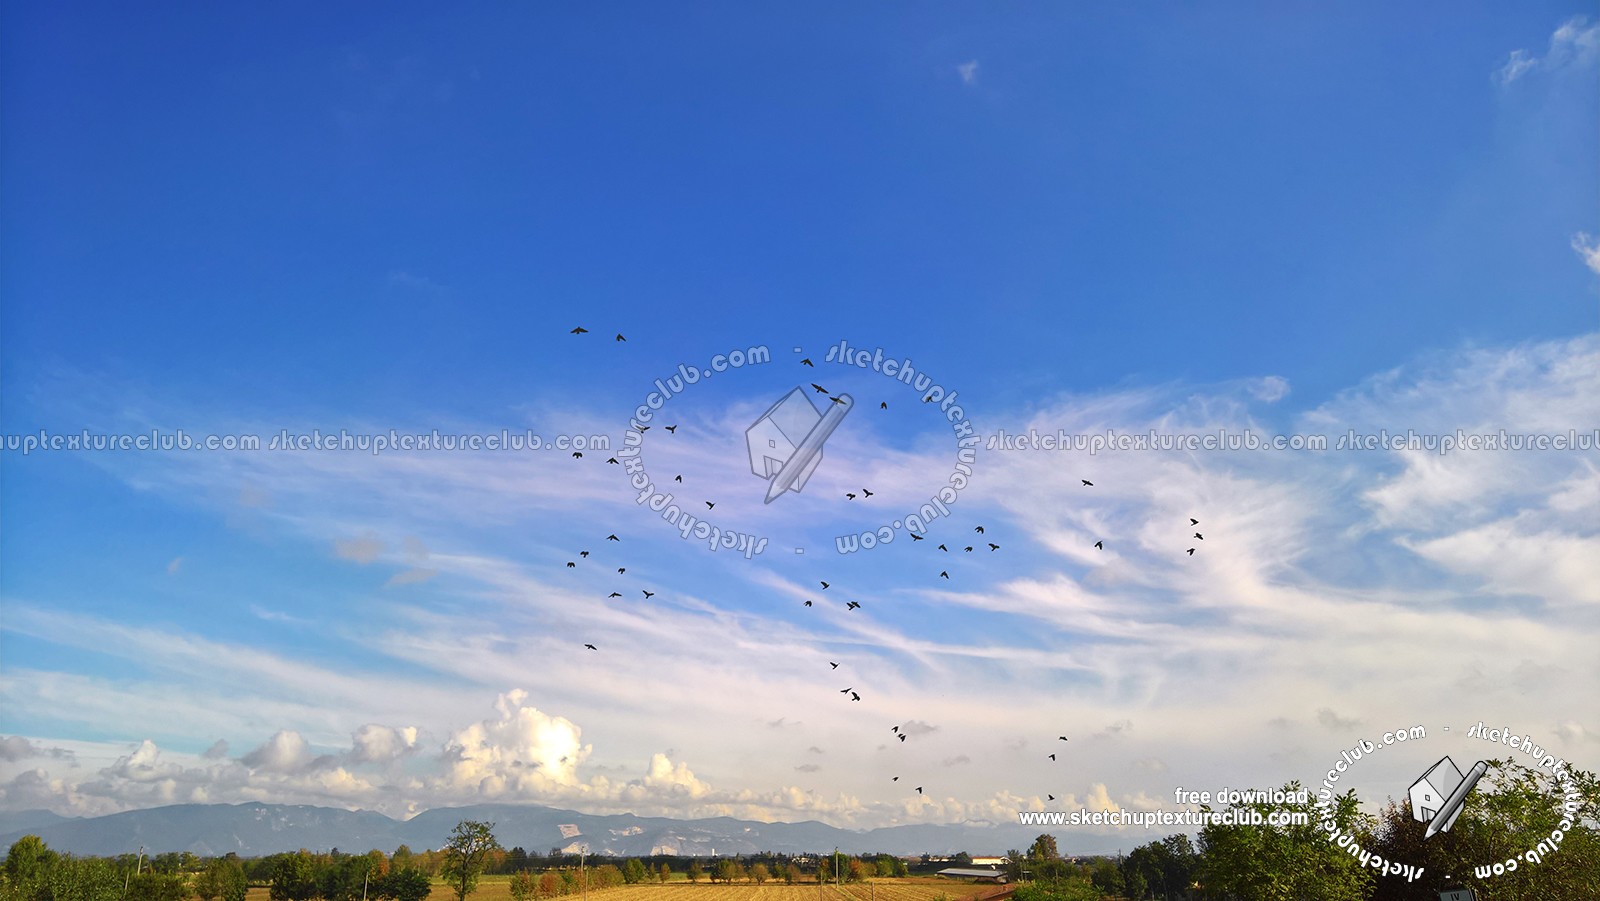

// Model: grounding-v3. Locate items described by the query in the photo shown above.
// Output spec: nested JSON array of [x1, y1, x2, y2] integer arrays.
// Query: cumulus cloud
[[0, 736, 77, 763], [242, 731, 314, 774], [202, 740, 230, 760], [349, 725, 420, 764], [438, 690, 590, 797]]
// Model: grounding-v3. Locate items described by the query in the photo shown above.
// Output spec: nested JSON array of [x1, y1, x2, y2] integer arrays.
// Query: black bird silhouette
[[584, 643, 597, 650], [1058, 736, 1069, 741], [811, 383, 828, 393], [804, 600, 812, 607], [706, 501, 715, 509], [606, 534, 619, 541], [1082, 479, 1093, 486], [1094, 540, 1103, 550], [840, 687, 853, 694], [615, 333, 625, 342], [862, 489, 873, 497], [910, 534, 924, 541], [988, 543, 999, 551], [892, 776, 899, 781], [674, 475, 682, 482], [915, 786, 923, 794], [801, 358, 814, 367], [964, 546, 973, 552], [847, 601, 861, 610], [939, 571, 949, 579], [637, 425, 650, 432], [850, 692, 860, 701], [580, 551, 590, 557], [830, 662, 839, 669], [820, 581, 830, 589], [1047, 794, 1055, 801], [566, 562, 575, 568], [974, 526, 985, 534], [879, 402, 887, 409], [608, 592, 622, 598], [829, 396, 846, 405], [1191, 518, 1200, 525], [1187, 548, 1195, 555], [617, 567, 627, 573], [938, 543, 948, 551], [892, 726, 899, 732], [570, 327, 588, 334], [846, 493, 856, 500], [606, 457, 619, 464], [1048, 754, 1056, 761], [924, 395, 935, 403], [898, 734, 906, 742], [572, 452, 583, 458], [642, 590, 655, 599], [1194, 532, 1204, 540], [665, 425, 677, 433]]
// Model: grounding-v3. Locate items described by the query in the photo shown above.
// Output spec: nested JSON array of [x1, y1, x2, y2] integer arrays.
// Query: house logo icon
[[1409, 756, 1488, 838], [746, 387, 853, 503]]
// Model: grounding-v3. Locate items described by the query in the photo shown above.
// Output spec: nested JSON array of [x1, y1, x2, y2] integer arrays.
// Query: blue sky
[[2, 3, 1597, 849]]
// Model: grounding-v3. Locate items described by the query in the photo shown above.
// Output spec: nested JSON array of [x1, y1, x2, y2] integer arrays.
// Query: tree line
[[4, 763, 1595, 901]]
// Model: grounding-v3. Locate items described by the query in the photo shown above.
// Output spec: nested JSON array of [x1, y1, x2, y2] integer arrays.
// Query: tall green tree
[[439, 822, 502, 901], [1369, 758, 1600, 900], [1197, 781, 1373, 901], [193, 859, 246, 901], [267, 852, 318, 901]]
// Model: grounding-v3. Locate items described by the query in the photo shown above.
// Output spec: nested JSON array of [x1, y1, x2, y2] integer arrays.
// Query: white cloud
[[1572, 233, 1600, 276], [1496, 16, 1600, 84], [957, 60, 979, 84]]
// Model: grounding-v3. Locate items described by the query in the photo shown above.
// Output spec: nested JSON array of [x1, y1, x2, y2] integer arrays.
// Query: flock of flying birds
[[563, 326, 1207, 803]]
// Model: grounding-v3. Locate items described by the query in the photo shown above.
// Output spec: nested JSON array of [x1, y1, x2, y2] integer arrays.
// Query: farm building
[[936, 868, 1008, 883]]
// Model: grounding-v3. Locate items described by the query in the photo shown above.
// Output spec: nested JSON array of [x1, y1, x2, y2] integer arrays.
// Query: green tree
[[749, 863, 769, 885], [685, 861, 701, 884], [1369, 758, 1600, 900], [376, 869, 432, 901], [3, 836, 59, 901], [656, 864, 671, 884], [783, 864, 799, 885], [1198, 782, 1372, 901], [125, 872, 190, 901], [193, 859, 246, 901], [508, 872, 535, 901], [620, 860, 646, 886], [268, 853, 318, 901], [712, 860, 734, 884], [439, 822, 502, 901], [1010, 873, 1099, 901]]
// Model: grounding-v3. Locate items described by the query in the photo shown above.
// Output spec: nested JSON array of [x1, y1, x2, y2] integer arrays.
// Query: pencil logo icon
[[1409, 756, 1488, 838], [746, 388, 853, 503]]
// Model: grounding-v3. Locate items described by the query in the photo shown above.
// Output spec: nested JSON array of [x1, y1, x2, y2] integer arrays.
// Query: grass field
[[246, 877, 1007, 901]]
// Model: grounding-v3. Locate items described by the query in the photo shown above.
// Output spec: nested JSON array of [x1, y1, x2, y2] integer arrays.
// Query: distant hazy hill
[[0, 802, 1124, 858]]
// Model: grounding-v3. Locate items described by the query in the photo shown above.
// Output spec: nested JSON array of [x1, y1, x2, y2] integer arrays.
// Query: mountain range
[[0, 803, 1128, 859]]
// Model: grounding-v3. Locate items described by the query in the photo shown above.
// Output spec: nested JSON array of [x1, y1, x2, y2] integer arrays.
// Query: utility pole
[[580, 846, 587, 901]]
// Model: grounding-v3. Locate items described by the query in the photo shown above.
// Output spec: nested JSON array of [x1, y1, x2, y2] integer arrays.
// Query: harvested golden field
[[248, 878, 1005, 901]]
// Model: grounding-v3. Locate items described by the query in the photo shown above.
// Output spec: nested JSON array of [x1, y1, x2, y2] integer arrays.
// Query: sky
[[1, 2, 1598, 852]]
